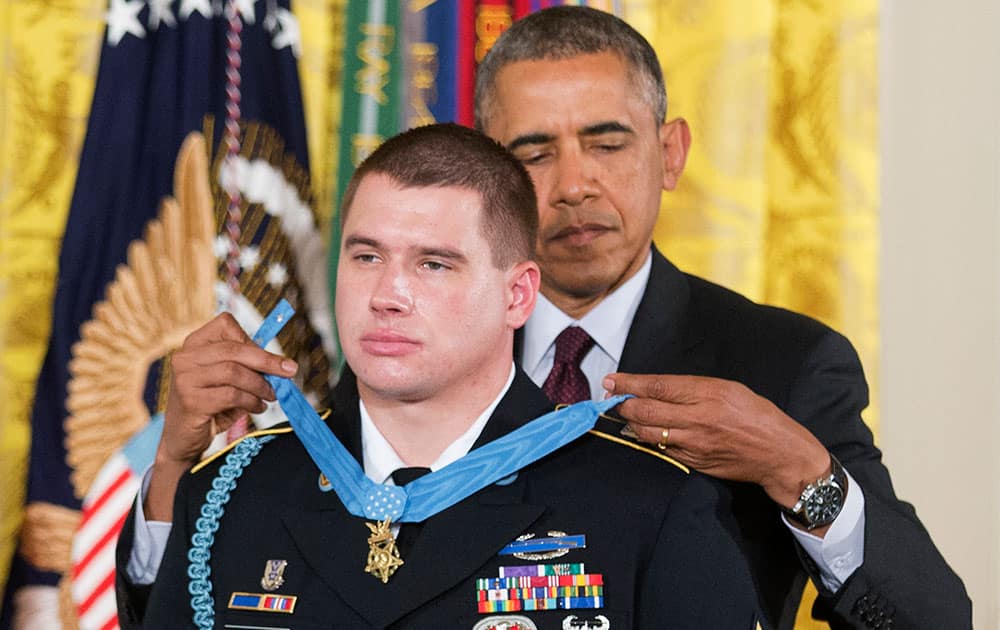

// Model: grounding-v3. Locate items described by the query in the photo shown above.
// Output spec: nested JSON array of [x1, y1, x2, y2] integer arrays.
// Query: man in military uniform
[[117, 123, 759, 629]]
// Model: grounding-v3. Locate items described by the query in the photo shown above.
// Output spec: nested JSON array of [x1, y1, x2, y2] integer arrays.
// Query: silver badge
[[512, 530, 574, 561], [563, 615, 610, 630], [473, 615, 538, 630]]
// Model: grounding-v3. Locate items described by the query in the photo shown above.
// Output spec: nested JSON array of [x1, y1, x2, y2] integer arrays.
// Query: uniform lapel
[[281, 371, 550, 627]]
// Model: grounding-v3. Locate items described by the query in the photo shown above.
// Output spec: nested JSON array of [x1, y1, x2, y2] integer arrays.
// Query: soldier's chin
[[355, 368, 434, 403]]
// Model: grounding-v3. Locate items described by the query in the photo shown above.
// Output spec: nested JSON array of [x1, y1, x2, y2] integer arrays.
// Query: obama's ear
[[660, 117, 691, 191]]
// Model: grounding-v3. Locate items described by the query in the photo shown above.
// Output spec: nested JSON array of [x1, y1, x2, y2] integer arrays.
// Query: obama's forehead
[[477, 47, 663, 130], [480, 53, 660, 145]]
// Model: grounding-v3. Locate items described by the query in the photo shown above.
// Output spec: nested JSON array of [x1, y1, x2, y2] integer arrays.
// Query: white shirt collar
[[521, 252, 652, 373], [360, 363, 517, 484]]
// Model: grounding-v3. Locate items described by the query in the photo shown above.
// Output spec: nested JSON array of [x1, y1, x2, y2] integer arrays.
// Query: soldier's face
[[336, 174, 534, 403]]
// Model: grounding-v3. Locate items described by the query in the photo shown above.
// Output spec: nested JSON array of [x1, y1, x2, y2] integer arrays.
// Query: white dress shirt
[[520, 251, 864, 592], [126, 365, 516, 585]]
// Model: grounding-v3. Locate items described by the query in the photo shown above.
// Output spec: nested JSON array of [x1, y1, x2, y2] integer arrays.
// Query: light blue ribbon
[[257, 300, 628, 523]]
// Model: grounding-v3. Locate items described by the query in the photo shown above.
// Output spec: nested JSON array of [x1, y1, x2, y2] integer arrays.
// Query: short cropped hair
[[340, 123, 538, 269], [474, 6, 667, 129]]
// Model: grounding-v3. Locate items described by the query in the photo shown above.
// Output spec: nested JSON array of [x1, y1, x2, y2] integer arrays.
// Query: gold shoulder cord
[[587, 429, 690, 474], [189, 407, 331, 474], [551, 404, 690, 474], [190, 427, 294, 474]]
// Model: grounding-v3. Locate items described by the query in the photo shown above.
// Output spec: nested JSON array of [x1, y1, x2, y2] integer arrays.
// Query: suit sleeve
[[786, 331, 971, 629], [638, 473, 760, 630]]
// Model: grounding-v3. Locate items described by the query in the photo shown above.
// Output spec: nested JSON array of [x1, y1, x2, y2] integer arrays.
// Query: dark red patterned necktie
[[542, 326, 595, 404]]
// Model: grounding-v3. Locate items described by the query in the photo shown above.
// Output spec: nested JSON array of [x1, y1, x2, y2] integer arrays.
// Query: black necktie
[[391, 467, 431, 556]]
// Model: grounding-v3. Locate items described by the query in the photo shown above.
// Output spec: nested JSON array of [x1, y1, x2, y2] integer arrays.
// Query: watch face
[[804, 485, 844, 524]]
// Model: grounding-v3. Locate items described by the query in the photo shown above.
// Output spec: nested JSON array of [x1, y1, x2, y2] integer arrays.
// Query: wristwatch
[[783, 454, 848, 530]]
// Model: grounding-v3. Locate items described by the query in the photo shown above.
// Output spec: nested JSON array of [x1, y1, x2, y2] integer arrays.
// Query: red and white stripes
[[71, 454, 142, 630]]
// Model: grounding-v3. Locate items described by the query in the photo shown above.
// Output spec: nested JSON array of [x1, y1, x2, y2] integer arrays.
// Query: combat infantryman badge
[[260, 559, 287, 591], [500, 531, 586, 561], [364, 518, 404, 583]]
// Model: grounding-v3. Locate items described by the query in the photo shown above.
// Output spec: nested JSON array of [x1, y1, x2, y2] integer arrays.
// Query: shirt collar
[[522, 251, 652, 371], [360, 363, 517, 484]]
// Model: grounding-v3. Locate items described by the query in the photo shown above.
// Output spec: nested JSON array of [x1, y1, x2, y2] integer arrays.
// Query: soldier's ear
[[660, 118, 691, 191], [506, 261, 541, 330]]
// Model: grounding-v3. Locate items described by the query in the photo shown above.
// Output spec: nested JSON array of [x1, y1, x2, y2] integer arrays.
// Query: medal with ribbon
[[255, 301, 628, 583]]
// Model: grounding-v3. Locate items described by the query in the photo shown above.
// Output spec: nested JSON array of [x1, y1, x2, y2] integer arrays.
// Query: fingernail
[[620, 424, 638, 439], [281, 359, 298, 374], [602, 377, 614, 392]]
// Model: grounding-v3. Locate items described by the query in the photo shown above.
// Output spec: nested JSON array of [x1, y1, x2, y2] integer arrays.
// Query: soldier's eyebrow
[[343, 236, 467, 263], [417, 246, 466, 262], [343, 235, 380, 249]]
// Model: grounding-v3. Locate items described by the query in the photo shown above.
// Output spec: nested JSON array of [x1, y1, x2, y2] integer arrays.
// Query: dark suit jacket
[[556, 247, 968, 629], [118, 371, 759, 629]]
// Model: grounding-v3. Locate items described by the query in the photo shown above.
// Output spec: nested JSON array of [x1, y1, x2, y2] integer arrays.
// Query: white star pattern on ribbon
[[179, 0, 213, 20], [365, 486, 406, 521], [147, 0, 177, 30], [270, 8, 301, 57], [105, 0, 145, 46]]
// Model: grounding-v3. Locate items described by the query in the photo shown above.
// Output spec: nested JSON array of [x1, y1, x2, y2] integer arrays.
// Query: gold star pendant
[[364, 519, 404, 583]]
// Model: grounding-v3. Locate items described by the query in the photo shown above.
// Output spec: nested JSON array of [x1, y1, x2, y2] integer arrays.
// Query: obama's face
[[482, 52, 688, 315]]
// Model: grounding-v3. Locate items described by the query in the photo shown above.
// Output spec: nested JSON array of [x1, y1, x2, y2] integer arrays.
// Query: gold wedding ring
[[656, 428, 670, 451]]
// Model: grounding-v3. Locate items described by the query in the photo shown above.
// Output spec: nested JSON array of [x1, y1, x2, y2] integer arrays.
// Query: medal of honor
[[364, 518, 404, 583]]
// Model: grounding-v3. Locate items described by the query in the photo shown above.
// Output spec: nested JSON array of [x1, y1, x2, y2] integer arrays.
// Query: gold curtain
[[627, 2, 879, 627], [628, 0, 879, 427], [0, 3, 877, 628], [0, 0, 105, 602]]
